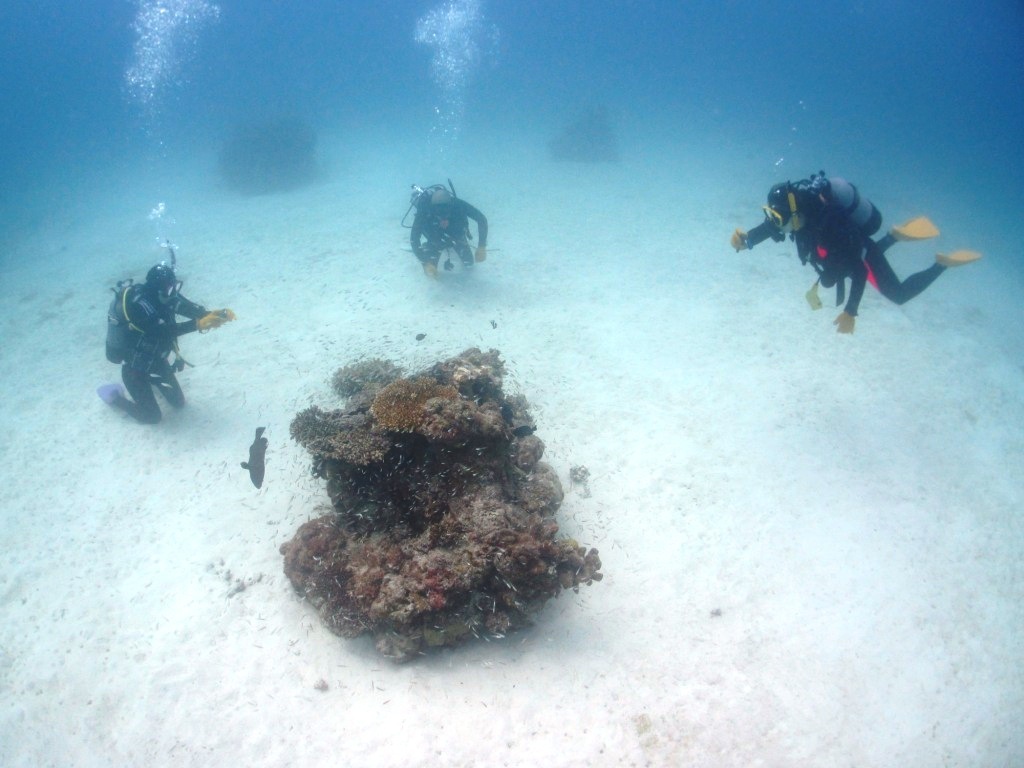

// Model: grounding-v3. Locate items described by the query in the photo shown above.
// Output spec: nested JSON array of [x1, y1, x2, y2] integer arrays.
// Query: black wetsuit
[[105, 284, 207, 424], [745, 188, 945, 317], [410, 198, 488, 269]]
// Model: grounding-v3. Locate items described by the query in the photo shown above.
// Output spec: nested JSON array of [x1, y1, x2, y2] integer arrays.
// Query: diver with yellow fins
[[730, 171, 981, 333]]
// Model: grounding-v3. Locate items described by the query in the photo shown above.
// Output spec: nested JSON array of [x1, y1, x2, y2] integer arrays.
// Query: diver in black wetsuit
[[101, 262, 235, 424], [408, 185, 488, 279], [730, 171, 981, 334]]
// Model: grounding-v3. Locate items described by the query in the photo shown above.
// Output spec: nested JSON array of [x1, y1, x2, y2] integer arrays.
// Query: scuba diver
[[99, 257, 236, 424], [404, 182, 488, 279], [730, 171, 981, 333]]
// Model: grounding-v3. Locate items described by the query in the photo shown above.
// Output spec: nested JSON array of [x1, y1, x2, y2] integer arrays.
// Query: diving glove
[[833, 311, 856, 334], [730, 229, 748, 252], [805, 281, 823, 310], [197, 309, 236, 331], [423, 262, 438, 279], [475, 246, 487, 263]]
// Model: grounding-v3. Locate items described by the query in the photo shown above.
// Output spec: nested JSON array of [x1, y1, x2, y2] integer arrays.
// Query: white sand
[[1, 128, 1021, 767]]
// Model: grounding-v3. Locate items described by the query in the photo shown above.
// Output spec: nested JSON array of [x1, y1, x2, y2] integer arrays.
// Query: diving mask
[[762, 189, 803, 232], [157, 279, 182, 304], [763, 205, 787, 230], [762, 205, 803, 233]]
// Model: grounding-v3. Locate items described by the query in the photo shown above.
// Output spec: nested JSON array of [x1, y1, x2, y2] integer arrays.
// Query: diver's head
[[763, 182, 803, 232], [430, 187, 453, 223], [145, 262, 181, 305]]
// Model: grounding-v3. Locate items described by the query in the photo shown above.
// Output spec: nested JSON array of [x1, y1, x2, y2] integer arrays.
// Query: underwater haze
[[2, 1, 1024, 767], [2, 1, 1023, 242]]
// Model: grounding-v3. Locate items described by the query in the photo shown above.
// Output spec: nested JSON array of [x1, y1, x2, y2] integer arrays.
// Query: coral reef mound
[[282, 348, 603, 662]]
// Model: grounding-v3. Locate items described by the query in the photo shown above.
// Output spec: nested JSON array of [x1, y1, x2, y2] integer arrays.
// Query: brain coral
[[370, 377, 458, 432]]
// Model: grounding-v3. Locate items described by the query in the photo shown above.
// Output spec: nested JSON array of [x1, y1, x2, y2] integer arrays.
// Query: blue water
[[2, 0, 1022, 238]]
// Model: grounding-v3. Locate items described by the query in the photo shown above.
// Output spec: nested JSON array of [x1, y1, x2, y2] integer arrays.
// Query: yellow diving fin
[[936, 250, 982, 267], [890, 216, 940, 241], [805, 281, 823, 310]]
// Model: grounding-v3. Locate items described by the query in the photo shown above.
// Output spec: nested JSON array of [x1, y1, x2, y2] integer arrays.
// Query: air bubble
[[124, 0, 220, 114], [414, 0, 497, 151]]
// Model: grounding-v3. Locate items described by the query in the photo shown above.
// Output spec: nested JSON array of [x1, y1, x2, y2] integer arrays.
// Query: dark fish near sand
[[415, 333, 426, 341], [241, 427, 268, 488]]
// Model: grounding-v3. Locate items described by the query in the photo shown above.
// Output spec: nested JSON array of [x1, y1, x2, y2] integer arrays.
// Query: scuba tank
[[804, 172, 881, 238], [105, 279, 134, 364]]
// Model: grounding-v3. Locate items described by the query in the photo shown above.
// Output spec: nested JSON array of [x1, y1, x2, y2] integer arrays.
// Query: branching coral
[[280, 348, 603, 662], [332, 358, 404, 398], [290, 406, 390, 466]]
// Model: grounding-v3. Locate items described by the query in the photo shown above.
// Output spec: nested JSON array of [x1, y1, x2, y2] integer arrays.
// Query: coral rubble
[[282, 348, 602, 661]]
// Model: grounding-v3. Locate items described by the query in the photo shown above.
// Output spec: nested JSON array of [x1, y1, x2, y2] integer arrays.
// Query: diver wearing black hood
[[730, 171, 981, 334], [101, 262, 235, 424]]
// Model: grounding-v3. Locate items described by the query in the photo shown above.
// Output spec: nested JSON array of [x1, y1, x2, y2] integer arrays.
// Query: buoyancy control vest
[[804, 175, 883, 308], [105, 282, 178, 370]]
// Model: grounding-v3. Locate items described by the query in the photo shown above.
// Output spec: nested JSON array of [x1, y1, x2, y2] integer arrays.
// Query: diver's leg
[[455, 238, 474, 267], [153, 366, 185, 409], [417, 244, 441, 277], [865, 247, 944, 306], [116, 366, 163, 424], [420, 240, 442, 269], [876, 233, 896, 253]]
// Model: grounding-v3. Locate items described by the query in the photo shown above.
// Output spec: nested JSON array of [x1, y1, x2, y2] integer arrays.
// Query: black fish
[[241, 427, 268, 488], [512, 424, 536, 438], [415, 333, 426, 341]]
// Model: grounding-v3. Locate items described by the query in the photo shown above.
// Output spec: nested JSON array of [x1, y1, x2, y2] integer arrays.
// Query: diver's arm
[[172, 319, 200, 337], [125, 292, 198, 343], [173, 295, 208, 320], [410, 215, 426, 260], [461, 201, 488, 247], [743, 220, 784, 249], [844, 260, 868, 317], [822, 217, 866, 315], [137, 306, 197, 341], [167, 295, 206, 337]]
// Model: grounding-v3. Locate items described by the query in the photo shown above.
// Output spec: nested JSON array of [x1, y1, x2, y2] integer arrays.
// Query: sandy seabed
[[1, 129, 1022, 767]]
